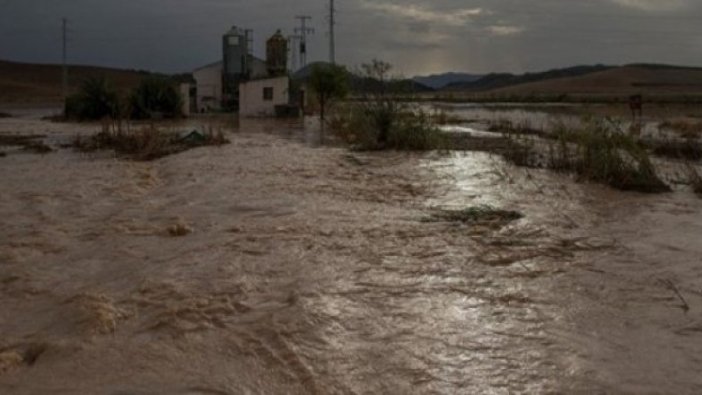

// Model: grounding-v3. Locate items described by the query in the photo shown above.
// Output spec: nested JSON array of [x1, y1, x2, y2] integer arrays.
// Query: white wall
[[193, 62, 223, 112], [239, 76, 289, 117], [179, 83, 191, 116]]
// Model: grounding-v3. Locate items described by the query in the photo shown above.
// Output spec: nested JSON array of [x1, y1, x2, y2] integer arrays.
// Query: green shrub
[[386, 111, 445, 150], [334, 105, 444, 151], [331, 59, 443, 151], [65, 77, 121, 120], [129, 77, 183, 119]]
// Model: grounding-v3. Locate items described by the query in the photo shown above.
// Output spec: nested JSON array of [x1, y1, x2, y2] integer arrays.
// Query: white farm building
[[190, 27, 305, 117]]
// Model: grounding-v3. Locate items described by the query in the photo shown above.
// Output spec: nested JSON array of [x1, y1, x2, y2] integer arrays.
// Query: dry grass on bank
[[0, 134, 53, 154], [72, 125, 229, 161]]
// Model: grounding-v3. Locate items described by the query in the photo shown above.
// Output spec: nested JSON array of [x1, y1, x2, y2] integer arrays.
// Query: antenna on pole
[[294, 16, 314, 68], [62, 17, 69, 107], [329, 0, 336, 64], [245, 29, 253, 78]]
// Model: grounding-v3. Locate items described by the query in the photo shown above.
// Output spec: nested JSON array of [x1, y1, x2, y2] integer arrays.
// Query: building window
[[263, 87, 274, 101]]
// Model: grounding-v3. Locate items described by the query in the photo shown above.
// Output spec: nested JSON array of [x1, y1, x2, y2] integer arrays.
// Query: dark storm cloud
[[0, 0, 701, 75]]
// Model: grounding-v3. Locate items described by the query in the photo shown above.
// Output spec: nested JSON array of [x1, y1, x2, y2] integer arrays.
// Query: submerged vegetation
[[497, 119, 671, 193], [331, 60, 445, 151], [426, 205, 523, 227], [333, 105, 445, 151], [0, 134, 52, 154], [72, 125, 228, 161]]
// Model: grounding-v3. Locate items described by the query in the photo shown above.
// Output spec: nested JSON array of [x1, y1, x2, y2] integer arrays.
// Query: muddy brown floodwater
[[1, 111, 702, 394]]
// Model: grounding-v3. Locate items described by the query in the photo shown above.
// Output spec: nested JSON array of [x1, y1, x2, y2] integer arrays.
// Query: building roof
[[193, 56, 266, 73], [193, 61, 223, 72]]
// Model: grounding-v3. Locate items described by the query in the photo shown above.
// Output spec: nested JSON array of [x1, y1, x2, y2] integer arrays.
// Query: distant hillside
[[0, 59, 155, 104], [483, 64, 702, 97], [438, 63, 702, 98], [413, 72, 482, 90], [444, 65, 612, 92]]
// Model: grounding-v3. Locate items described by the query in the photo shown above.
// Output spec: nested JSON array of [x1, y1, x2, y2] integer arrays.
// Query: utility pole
[[294, 16, 314, 68], [329, 0, 336, 64], [244, 29, 253, 78], [62, 18, 68, 106]]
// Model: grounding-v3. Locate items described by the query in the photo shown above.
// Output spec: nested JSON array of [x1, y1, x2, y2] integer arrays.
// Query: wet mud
[[1, 111, 702, 394]]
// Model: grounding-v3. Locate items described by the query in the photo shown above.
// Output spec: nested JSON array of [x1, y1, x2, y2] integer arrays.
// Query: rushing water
[[1, 108, 702, 394]]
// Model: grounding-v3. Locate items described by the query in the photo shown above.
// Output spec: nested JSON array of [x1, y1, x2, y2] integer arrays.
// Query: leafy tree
[[129, 76, 183, 119], [309, 64, 349, 121]]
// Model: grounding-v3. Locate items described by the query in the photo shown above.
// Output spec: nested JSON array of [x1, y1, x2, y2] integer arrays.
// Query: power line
[[329, 0, 336, 64]]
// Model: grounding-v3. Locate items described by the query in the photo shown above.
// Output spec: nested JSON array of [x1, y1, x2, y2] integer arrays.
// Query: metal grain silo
[[223, 26, 248, 76], [222, 26, 250, 106], [266, 30, 288, 76]]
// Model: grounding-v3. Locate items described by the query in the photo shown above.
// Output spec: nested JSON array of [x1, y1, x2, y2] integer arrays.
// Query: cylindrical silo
[[266, 30, 288, 77]]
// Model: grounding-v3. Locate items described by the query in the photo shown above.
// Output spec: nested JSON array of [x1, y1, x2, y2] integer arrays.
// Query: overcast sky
[[1, 0, 701, 76]]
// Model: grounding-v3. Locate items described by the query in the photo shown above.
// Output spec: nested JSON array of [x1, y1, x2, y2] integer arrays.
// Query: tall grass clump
[[500, 126, 541, 168], [73, 125, 228, 161], [65, 77, 122, 120], [387, 111, 444, 150], [503, 119, 670, 193]]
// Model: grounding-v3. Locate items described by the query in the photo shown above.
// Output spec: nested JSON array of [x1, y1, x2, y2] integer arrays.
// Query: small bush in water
[[73, 126, 228, 161], [333, 105, 444, 151], [332, 59, 444, 151]]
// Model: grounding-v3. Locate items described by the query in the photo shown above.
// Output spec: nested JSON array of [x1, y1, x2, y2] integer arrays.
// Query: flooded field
[[430, 101, 702, 141], [2, 105, 702, 394]]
